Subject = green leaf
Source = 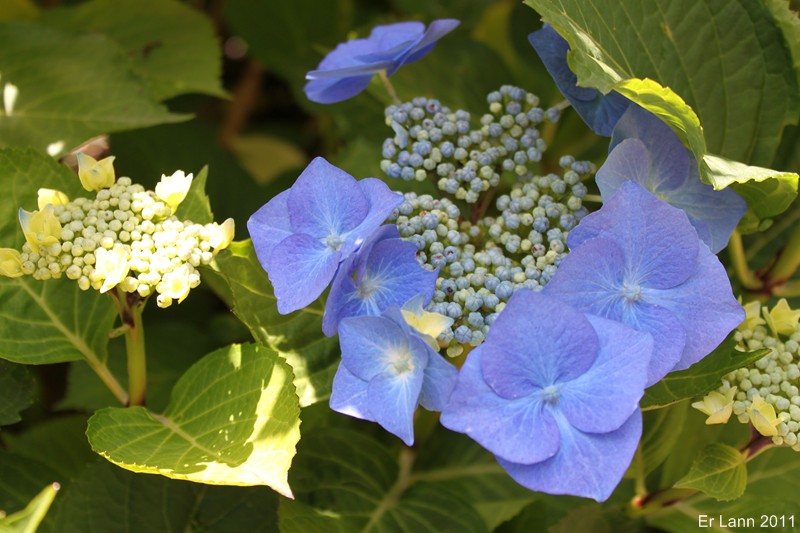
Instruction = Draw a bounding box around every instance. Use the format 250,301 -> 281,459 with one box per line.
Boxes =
675,444 -> 746,501
215,241 -> 340,407
0,483 -> 59,533
173,165 -> 213,225
40,0 -> 225,101
0,22 -> 186,156
0,360 -> 34,427
525,0 -> 800,224
0,451 -> 60,517
640,401 -> 689,476
86,343 -> 300,497
41,461 -> 277,533
641,337 -> 769,410
0,148 -> 117,365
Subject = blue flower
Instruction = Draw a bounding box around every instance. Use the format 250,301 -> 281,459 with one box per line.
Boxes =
441,290 -> 652,502
331,305 -> 458,445
598,105 -> 747,254
305,20 -> 460,104
322,225 -> 438,336
543,181 -> 744,385
247,157 -> 403,314
528,24 -> 630,136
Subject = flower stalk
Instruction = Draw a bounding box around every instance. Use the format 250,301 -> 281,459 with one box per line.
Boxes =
113,288 -> 147,406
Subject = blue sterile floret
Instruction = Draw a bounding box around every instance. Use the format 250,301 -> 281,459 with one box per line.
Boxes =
304,20 -> 460,104
247,157 -> 403,313
441,290 -> 653,502
543,181 -> 745,385
528,24 -> 630,136
330,305 -> 458,445
322,225 -> 438,336
598,105 -> 747,254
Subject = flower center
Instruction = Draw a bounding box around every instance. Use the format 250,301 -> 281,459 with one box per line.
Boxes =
388,348 -> 414,375
621,281 -> 643,303
539,384 -> 560,405
357,274 -> 380,299
325,233 -> 344,251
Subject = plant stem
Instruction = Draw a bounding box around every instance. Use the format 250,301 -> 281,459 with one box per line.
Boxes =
84,356 -> 129,405
583,194 -> 603,203
764,222 -> 800,287
113,288 -> 147,406
773,280 -> 800,298
378,70 -> 401,105
728,230 -> 762,290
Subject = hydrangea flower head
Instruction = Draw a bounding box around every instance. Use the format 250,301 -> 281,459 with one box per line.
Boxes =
441,290 -> 652,501
305,20 -> 460,104
247,157 -> 403,314
528,24 -> 630,136
543,181 -> 744,385
331,305 -> 458,445
322,225 -> 437,336
598,105 -> 747,253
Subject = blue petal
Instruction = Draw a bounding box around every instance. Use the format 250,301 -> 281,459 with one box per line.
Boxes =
268,233 -> 340,314
621,302 -> 686,386
329,363 -> 375,422
528,24 -> 629,136
303,33 -> 384,104
347,178 -> 404,248
648,242 -> 744,370
441,346 -> 560,465
568,182 -> 698,289
558,315 -> 652,433
398,19 -> 461,68
479,290 -> 598,399
367,367 -> 425,446
498,410 -> 642,502
287,157 -> 369,240
418,337 -> 458,412
304,74 -> 375,104
597,139 -> 686,200
247,189 -> 293,268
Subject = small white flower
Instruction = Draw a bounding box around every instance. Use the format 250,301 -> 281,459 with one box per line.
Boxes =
155,170 -> 193,212
77,152 -> 116,191
0,248 -> 24,278
95,245 -> 130,293
210,218 -> 235,251
37,188 -> 69,210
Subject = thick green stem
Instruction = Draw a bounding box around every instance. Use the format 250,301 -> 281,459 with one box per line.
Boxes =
765,222 -> 800,287
728,230 -> 762,290
113,288 -> 147,406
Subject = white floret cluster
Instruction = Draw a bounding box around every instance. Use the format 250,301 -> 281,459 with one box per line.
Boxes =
3,155 -> 234,308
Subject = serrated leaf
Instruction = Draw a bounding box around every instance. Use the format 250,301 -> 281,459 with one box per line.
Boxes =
0,360 -> 34,427
0,148 -> 117,366
40,0 -> 225,101
0,22 -> 186,156
41,461 -> 277,533
675,444 -> 746,501
641,337 -> 769,410
173,166 -> 213,225
525,0 -> 800,225
215,241 -> 340,407
0,483 -> 59,533
86,343 -> 300,498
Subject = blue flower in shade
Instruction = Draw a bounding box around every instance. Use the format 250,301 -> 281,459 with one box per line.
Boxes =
331,306 -> 458,445
322,225 -> 438,336
543,181 -> 745,385
305,20 -> 460,104
441,290 -> 653,502
528,24 -> 630,136
598,105 -> 747,254
247,157 -> 403,314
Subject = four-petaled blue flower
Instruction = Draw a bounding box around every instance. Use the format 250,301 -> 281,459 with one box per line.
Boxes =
322,225 -> 438,336
598,105 -> 747,254
331,305 -> 458,445
247,157 -> 403,314
543,181 -> 745,385
528,24 -> 630,136
441,290 -> 653,502
305,20 -> 460,104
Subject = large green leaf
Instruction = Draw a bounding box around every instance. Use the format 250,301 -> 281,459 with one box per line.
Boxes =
641,337 -> 769,410
525,0 -> 800,224
0,483 -> 59,533
640,401 -> 689,476
40,0 -> 225,101
674,443 -> 747,501
0,22 -> 185,156
0,360 -> 34,427
214,241 -> 340,407
86,343 -> 300,498
0,149 -> 117,366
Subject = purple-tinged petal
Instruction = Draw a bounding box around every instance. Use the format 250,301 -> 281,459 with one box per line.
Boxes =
347,178 -> 404,246
648,243 -> 744,370
268,233 -> 340,314
499,410 -> 642,502
558,315 -> 652,433
567,182 -> 698,289
287,157 -> 369,238
247,189 -> 292,268
399,19 -> 461,68
441,347 -> 560,465
479,290 -> 598,400
418,340 -> 458,412
621,302 -> 685,386
338,315 -> 412,381
597,138 -> 690,198
528,24 -> 629,136
304,74 -> 376,105
367,366 -> 425,446
329,363 -> 375,422
323,237 -> 437,336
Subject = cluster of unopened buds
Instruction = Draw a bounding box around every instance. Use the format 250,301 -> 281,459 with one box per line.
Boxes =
0,153 -> 234,308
